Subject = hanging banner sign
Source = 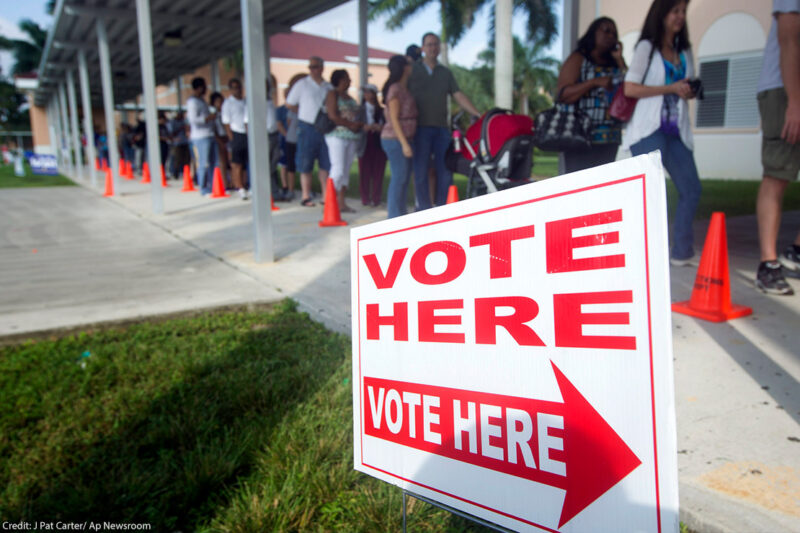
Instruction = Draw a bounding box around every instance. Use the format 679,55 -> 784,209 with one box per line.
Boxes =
350,153 -> 679,532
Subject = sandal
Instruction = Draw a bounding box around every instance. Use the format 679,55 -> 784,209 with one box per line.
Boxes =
300,197 -> 316,207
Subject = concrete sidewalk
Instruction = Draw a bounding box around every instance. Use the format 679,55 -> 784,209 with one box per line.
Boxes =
1,170 -> 798,532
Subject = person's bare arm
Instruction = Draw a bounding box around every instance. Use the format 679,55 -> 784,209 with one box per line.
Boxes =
778,11 -> 800,144
326,92 -> 362,132
453,91 -> 480,118
624,79 -> 692,99
286,104 -> 298,113
387,97 -> 412,157
224,124 -> 233,141
557,52 -> 612,104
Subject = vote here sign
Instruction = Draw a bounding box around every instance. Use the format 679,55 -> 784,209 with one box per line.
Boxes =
350,153 -> 679,532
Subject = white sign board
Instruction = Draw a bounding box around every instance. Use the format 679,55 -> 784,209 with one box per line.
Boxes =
350,153 -> 678,532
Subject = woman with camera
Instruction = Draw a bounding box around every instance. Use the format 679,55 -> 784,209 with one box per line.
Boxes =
556,17 -> 627,173
623,0 -> 702,266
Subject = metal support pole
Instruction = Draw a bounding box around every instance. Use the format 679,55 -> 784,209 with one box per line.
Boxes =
559,0 -> 580,175
136,0 -> 164,214
358,0 -> 368,91
66,69 -> 84,181
97,18 -> 121,193
210,59 -> 220,91
176,76 -> 183,110
47,100 -> 59,161
78,49 -> 98,187
494,0 -> 513,109
241,0 -> 274,263
58,82 -> 74,175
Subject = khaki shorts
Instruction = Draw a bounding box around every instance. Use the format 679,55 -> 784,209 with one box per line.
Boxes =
758,88 -> 800,181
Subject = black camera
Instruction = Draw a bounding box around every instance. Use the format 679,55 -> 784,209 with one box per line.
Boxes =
687,78 -> 704,100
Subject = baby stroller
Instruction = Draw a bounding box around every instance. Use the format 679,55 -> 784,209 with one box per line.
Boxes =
446,108 -> 535,198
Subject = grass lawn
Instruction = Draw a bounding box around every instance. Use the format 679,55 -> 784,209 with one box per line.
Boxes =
0,301 -> 494,532
0,161 -> 74,188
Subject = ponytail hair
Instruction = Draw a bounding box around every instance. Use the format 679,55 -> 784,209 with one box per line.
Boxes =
382,55 -> 408,102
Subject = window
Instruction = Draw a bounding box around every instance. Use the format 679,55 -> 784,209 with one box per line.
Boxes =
695,54 -> 762,128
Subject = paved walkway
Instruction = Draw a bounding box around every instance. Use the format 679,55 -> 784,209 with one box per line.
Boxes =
1,169 -> 798,532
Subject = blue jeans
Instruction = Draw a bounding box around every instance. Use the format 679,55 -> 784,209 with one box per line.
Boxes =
382,138 -> 413,218
296,121 -> 331,174
192,137 -> 215,194
631,131 -> 702,260
413,126 -> 452,209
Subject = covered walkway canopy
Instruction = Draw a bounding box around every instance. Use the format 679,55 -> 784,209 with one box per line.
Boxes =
35,0 -> 359,263
34,0 -> 349,108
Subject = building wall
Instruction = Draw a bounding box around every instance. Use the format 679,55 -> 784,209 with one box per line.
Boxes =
27,92 -> 51,154
579,0 -> 773,179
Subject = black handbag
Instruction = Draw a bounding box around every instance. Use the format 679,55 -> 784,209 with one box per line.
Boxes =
313,107 -> 335,134
532,104 -> 592,152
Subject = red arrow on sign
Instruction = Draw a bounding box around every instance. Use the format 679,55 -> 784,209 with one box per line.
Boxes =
362,363 -> 642,528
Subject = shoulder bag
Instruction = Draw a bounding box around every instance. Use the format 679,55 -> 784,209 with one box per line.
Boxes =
532,99 -> 593,152
609,46 -> 655,123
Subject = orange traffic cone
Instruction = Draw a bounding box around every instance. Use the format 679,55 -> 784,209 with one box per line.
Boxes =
141,162 -> 151,184
271,195 -> 280,211
672,212 -> 752,322
181,164 -> 196,192
102,167 -> 114,197
210,167 -> 229,198
319,178 -> 347,227
94,157 -> 101,170
101,158 -> 108,171
160,164 -> 168,187
446,184 -> 459,204
119,159 -> 126,179
126,160 -> 134,180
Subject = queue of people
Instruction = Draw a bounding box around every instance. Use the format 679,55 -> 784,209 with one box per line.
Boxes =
106,0 -> 798,297
555,0 -> 798,296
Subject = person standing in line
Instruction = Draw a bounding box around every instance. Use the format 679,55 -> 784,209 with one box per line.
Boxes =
186,77 -> 217,195
157,111 -> 170,172
168,111 -> 190,180
286,56 -> 333,207
358,84 -> 387,207
408,32 -> 481,209
381,55 -> 418,219
754,0 -> 800,295
221,78 -> 249,199
276,74 -> 306,201
210,92 -> 232,190
556,17 -> 627,173
324,69 -> 364,213
622,0 -> 701,266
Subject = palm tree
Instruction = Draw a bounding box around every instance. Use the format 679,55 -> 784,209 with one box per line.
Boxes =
0,19 -> 47,76
478,36 -> 559,114
368,0 -> 558,66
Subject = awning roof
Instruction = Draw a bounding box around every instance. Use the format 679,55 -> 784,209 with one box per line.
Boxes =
34,0 -> 350,107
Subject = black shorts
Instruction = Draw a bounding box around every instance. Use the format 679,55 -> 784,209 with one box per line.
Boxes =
282,142 -> 297,173
231,132 -> 248,165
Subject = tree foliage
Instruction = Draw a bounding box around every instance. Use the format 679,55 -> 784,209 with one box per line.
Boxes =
478,35 -> 559,114
0,19 -> 47,76
368,0 -> 559,63
0,80 -> 29,131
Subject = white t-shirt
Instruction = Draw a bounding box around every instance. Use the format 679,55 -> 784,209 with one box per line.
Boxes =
758,0 -> 800,93
186,95 -> 213,140
221,95 -> 247,134
286,76 -> 333,124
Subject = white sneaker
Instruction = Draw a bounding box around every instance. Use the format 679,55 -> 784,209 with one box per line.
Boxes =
238,188 -> 247,200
